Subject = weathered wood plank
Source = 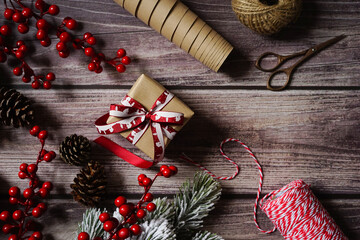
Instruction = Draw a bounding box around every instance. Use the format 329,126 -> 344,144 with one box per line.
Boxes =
0,89 -> 359,195
1,197 -> 358,240
0,0 -> 359,87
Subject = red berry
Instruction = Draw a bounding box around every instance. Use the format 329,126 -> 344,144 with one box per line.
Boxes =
22,8 -> 33,18
16,40 -> 25,47
2,224 -> 12,234
130,224 -> 141,235
66,19 -> 77,30
78,232 -> 89,240
29,178 -> 39,188
22,76 -> 30,83
138,174 -> 146,183
117,49 -> 126,58
40,37 -> 51,47
59,32 -> 71,43
13,67 -> 22,76
88,62 -> 96,71
95,66 -> 103,74
19,45 -> 28,53
39,188 -> 49,198
72,38 -> 82,49
46,72 -> 56,81
119,204 -> 131,217
146,202 -> 156,212
35,0 -> 45,11
160,165 -> 169,172
23,188 -> 34,198
43,152 -> 53,161
38,130 -> 48,140
136,209 -> 146,219
84,47 -> 95,57
18,171 -> 27,179
19,163 -> 28,172
9,197 -> 18,205
31,232 -> 43,240
142,177 -> 152,187
162,169 -> 172,178
18,23 -> 29,34
48,151 -> 56,159
117,228 -> 130,239
8,234 -> 18,240
99,212 -> 110,223
59,49 -> 70,58
103,220 -> 116,232
83,32 -> 92,40
0,25 -> 11,36
15,50 -> 25,59
0,211 -> 10,221
37,202 -> 47,211
12,210 -> 24,221
27,164 -> 38,174
42,181 -> 53,190
12,12 -> 23,23
114,196 -> 127,207
56,42 -> 66,52
32,207 -> 42,218
121,56 -> 131,65
32,80 -> 40,89
36,19 -> 48,30
116,64 -> 126,73
36,29 -> 47,40
87,36 -> 96,45
4,9 -> 14,20
144,193 -> 153,202
43,81 -> 52,90
48,5 -> 60,15
9,186 -> 20,197
30,126 -> 41,136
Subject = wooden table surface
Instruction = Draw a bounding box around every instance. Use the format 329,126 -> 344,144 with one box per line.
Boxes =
1,0 -> 359,239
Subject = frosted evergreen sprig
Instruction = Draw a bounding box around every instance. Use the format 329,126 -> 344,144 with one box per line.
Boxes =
173,172 -> 222,237
130,218 -> 176,240
76,208 -> 107,240
144,197 -> 175,222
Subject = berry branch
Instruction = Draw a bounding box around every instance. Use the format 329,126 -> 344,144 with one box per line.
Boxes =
0,126 -> 55,240
78,165 -> 178,240
1,0 -> 131,90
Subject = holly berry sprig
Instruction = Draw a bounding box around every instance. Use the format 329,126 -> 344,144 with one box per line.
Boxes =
1,0 -> 131,90
0,126 -> 55,240
77,165 -> 178,240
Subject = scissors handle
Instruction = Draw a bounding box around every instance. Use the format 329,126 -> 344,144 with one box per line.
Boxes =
255,52 -> 288,72
267,67 -> 293,91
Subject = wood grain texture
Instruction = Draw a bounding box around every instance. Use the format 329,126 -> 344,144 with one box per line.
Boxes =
0,0 -> 359,239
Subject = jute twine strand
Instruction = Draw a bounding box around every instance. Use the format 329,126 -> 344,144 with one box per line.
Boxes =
231,0 -> 302,35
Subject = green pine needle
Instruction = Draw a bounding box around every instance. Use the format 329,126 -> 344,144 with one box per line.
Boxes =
144,197 -> 175,222
191,231 -> 224,240
173,172 -> 222,237
76,208 -> 107,240
131,218 -> 176,240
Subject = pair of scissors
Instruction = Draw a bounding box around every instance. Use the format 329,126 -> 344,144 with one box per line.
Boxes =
255,35 -> 346,91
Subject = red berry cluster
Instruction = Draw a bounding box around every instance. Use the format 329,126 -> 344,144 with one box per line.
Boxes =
78,165 -> 178,240
0,126 -> 55,240
1,0 -> 131,90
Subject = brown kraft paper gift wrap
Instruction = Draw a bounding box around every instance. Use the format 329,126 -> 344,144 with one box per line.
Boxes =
106,74 -> 194,160
116,0 -> 234,72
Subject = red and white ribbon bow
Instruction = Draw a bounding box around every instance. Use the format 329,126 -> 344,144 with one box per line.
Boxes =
95,90 -> 184,166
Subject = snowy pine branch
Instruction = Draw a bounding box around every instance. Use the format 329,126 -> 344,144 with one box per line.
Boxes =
76,208 -> 107,240
191,231 -> 224,240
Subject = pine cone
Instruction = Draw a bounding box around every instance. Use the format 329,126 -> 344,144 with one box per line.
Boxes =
59,134 -> 91,166
71,160 -> 106,207
0,86 -> 34,128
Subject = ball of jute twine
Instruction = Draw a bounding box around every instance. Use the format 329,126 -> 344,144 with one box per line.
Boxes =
231,0 -> 302,35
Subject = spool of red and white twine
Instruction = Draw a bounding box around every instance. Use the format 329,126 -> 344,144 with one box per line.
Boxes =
181,138 -> 348,240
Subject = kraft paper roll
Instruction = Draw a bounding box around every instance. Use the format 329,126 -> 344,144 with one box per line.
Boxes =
189,24 -> 211,56
149,0 -> 177,33
161,2 -> 188,41
114,0 -> 234,72
172,11 -> 198,47
114,0 -> 124,7
137,0 -> 159,25
181,18 -> 206,52
123,0 -> 141,16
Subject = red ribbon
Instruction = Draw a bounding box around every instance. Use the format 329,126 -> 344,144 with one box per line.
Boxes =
94,90 -> 184,168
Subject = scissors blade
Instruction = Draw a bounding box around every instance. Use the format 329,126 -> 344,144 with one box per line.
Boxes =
312,34 -> 346,53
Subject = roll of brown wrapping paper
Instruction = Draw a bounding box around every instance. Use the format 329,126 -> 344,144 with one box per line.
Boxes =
117,0 -> 233,72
